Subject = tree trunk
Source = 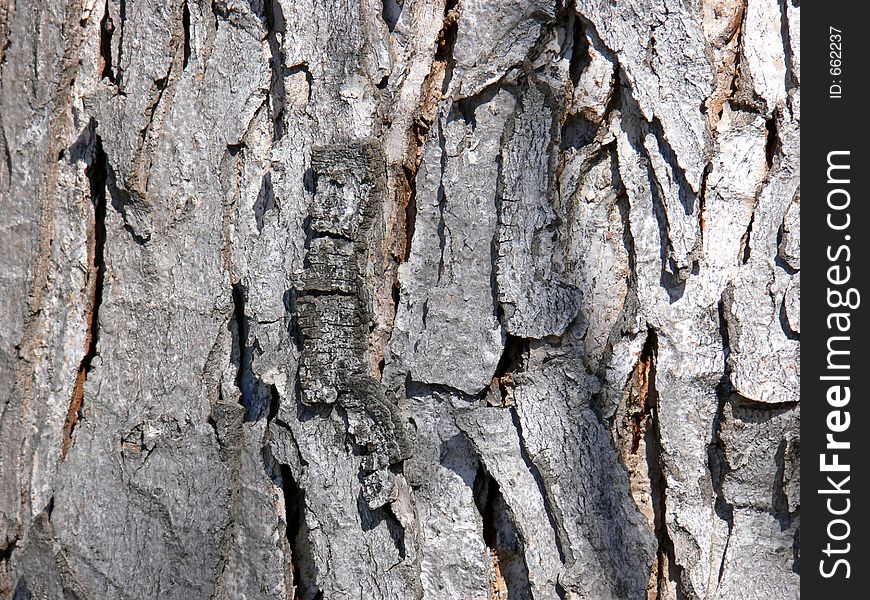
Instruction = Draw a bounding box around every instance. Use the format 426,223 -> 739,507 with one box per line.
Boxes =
0,0 -> 799,598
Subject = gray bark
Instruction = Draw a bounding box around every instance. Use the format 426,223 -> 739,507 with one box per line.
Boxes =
0,0 -> 799,598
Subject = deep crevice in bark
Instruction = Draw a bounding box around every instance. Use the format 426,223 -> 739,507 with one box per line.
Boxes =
644,328 -> 687,599
617,186 -> 638,293
62,131 -> 107,460
649,118 -> 698,215
777,0 -> 797,91
114,0 -> 128,88
382,0 -> 402,32
739,210 -> 754,264
765,114 -> 778,168
280,464 -> 323,600
772,437 -> 797,530
560,112 -> 598,152
357,490 -> 407,561
491,335 -> 526,406
384,504 -> 407,560
567,8 -> 588,88
490,123 -> 507,328
436,0 -> 459,93
402,164 -> 417,263
697,163 -> 710,243
0,126 -> 11,192
212,1 -> 229,21
473,462 -> 533,600
648,168 -> 684,303
99,0 -> 116,83
141,75 -> 169,144
253,171 -> 276,232
231,282 -> 252,415
618,86 -> 689,303
181,0 -> 191,70
778,297 -> 799,341
261,0 -> 287,140
630,333 -> 656,455
775,206 -> 799,275
711,300 -> 735,584
0,539 -> 17,572
11,576 -> 29,600
231,282 -> 272,422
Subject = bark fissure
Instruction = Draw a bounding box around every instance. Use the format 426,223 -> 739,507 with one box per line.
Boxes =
263,0 -> 286,140
62,131 -> 108,460
711,300 -> 735,586
473,462 -> 533,600
777,0 -> 797,91
117,0 -> 127,87
99,0 -> 116,83
181,0 -> 191,71
382,1 -> 401,32
435,0 -> 459,93
779,295 -> 799,341
0,539 -> 17,575
0,124 -> 11,193
140,75 -> 170,149
697,164 -> 710,242
648,163 -> 683,302
280,464 -> 322,600
231,282 -> 272,422
765,114 -> 778,168
253,171 -> 276,232
644,328 -> 686,599
631,336 -> 655,456
393,0 -> 459,267
509,407 -> 568,564
490,335 -> 526,406
739,210 -> 754,264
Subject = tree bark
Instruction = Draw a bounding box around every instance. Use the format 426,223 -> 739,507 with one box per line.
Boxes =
0,0 -> 799,598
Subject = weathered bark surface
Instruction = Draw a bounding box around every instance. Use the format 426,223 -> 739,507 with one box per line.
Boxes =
0,0 -> 799,598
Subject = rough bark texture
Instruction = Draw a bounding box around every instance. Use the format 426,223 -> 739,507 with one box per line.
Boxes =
0,0 -> 799,598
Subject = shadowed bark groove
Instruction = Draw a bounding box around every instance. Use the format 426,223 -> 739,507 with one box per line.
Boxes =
642,330 -> 686,599
62,130 -> 107,460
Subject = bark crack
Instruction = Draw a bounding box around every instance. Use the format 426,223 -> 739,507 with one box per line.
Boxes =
62,130 -> 108,460
473,462 -> 533,600
230,282 -> 272,422
777,0 -> 797,91
260,0 -> 287,140
710,299 -> 735,586
114,0 -> 128,88
738,209 -> 754,264
182,0 -> 191,71
489,335 -> 526,407
765,113 -> 778,168
280,463 -> 323,600
99,0 -> 116,83
643,328 -> 687,599
509,408 -> 568,564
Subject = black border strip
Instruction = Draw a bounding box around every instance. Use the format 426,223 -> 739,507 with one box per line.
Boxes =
803,2 -> 869,595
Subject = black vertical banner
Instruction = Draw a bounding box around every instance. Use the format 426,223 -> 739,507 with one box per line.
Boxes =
803,2 -> 869,597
